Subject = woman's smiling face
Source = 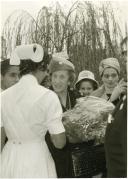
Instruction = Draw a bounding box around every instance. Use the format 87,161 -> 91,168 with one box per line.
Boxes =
102,67 -> 119,88
51,70 -> 69,93
79,80 -> 94,97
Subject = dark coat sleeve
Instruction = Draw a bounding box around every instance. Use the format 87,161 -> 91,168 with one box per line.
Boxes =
105,97 -> 127,178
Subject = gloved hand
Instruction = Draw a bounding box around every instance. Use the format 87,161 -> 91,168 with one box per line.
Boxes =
110,79 -> 127,102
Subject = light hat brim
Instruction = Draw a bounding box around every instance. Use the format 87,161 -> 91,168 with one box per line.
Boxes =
75,77 -> 98,89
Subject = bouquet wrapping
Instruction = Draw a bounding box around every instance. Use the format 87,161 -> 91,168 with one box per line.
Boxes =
62,96 -> 115,144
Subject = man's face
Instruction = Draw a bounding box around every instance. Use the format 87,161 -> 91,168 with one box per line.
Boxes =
1,66 -> 20,90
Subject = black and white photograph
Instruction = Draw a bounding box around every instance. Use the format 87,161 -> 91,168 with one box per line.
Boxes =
0,0 -> 127,178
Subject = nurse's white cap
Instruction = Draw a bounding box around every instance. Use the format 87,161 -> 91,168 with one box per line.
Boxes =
10,44 -> 44,65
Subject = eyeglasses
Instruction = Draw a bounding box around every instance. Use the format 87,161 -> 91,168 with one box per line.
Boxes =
103,73 -> 118,79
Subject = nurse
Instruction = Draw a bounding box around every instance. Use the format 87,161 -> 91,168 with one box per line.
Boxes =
1,44 -> 66,178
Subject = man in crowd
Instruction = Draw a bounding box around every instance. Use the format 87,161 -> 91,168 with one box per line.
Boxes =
1,58 -> 20,150
1,58 -> 20,91
105,36 -> 127,177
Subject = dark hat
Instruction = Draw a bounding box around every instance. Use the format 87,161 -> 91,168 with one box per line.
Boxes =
49,51 -> 75,73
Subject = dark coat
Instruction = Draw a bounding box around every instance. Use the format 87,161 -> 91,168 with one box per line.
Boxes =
45,88 -> 76,178
105,95 -> 127,177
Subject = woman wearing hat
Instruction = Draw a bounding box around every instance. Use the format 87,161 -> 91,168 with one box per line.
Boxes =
1,44 -> 66,178
49,52 -> 76,111
105,37 -> 127,178
92,57 -> 126,106
75,70 -> 98,97
45,51 -> 77,178
90,57 -> 127,177
70,70 -> 107,178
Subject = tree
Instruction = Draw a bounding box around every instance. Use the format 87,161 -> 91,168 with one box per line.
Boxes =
1,1 -> 126,81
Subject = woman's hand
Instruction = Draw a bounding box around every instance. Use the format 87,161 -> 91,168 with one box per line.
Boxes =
50,132 -> 66,149
110,79 -> 127,102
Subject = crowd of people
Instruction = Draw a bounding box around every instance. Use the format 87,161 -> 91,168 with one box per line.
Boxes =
0,37 -> 127,178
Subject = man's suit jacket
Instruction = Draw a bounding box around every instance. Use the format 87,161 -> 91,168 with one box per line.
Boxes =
105,95 -> 127,177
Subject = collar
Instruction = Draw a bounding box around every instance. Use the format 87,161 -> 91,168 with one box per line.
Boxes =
1,88 -> 4,92
104,85 -> 115,94
19,74 -> 38,86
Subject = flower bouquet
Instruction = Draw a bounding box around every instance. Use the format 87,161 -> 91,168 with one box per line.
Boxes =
62,96 -> 115,144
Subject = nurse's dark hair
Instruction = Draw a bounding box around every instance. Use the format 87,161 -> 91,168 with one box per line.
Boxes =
68,71 -> 76,85
20,51 -> 51,76
0,58 -> 15,76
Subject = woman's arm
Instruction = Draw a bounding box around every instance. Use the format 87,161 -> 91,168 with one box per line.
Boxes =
1,127 -> 6,152
50,132 -> 66,149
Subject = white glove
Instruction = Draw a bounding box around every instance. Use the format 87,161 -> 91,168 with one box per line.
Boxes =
110,79 -> 127,102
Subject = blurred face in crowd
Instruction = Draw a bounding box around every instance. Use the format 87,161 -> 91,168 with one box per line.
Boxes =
1,66 -> 20,90
102,67 -> 119,89
79,80 -> 94,97
51,70 -> 70,93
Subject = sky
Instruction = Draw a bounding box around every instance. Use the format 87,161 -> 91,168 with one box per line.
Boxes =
0,0 -> 128,37
0,0 -> 73,29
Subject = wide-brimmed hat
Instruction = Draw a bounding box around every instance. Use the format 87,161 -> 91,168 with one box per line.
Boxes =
49,51 -> 75,73
99,57 -> 120,76
75,70 -> 98,89
10,44 -> 44,65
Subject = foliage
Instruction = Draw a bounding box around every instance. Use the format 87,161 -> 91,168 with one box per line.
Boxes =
63,96 -> 115,144
1,1 -> 126,81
